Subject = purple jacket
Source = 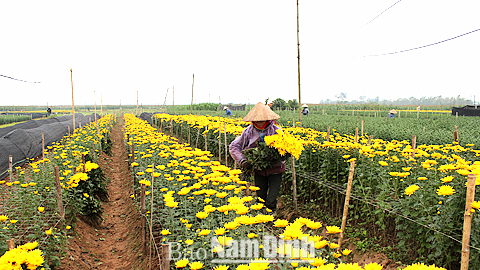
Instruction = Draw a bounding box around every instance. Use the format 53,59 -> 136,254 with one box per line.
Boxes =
229,121 -> 286,176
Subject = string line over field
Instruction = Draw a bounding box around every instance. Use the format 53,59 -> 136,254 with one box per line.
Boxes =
0,74 -> 41,83
361,28 -> 480,57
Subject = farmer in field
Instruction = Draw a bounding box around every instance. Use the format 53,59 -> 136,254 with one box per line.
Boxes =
224,106 -> 233,116
229,102 -> 285,215
302,104 -> 309,116
388,109 -> 397,118
266,99 -> 274,109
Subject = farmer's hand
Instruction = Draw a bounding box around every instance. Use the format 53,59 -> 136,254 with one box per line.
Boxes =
240,160 -> 252,170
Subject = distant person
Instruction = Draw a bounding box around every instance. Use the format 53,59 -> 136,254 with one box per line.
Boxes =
224,106 -> 233,116
302,104 -> 309,116
266,99 -> 274,109
46,107 -> 52,117
388,109 -> 397,118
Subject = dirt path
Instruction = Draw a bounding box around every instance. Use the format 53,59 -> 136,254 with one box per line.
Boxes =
60,116 -> 145,270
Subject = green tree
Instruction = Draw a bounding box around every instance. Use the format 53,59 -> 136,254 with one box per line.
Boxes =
272,98 -> 288,110
287,99 -> 298,109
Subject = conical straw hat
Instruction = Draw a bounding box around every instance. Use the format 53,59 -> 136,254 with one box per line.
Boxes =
243,102 -> 280,122
302,104 -> 308,107
389,109 -> 397,114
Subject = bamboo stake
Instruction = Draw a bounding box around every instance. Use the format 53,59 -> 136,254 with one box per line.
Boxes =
54,166 -> 65,219
7,239 -> 14,250
180,122 -> 183,143
296,0 -> 302,124
291,157 -> 298,211
149,170 -> 155,270
204,126 -> 208,151
94,90 -> 99,135
141,183 -> 146,251
411,135 -> 417,159
354,127 -> 358,143
188,123 -> 191,145
361,120 -> 364,137
191,74 -> 194,114
454,125 -> 459,143
460,174 -> 476,270
218,121 -> 222,162
224,122 -> 228,167
338,160 -> 356,248
9,155 -> 12,182
70,69 -> 75,130
42,133 -> 45,160
195,128 -> 200,149
82,154 -> 86,172
327,126 -> 330,142
161,244 -> 170,269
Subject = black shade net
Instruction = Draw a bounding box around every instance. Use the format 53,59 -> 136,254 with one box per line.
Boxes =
0,113 -> 100,179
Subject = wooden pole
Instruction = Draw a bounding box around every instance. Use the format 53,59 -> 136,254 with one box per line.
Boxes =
460,174 -> 476,270
354,127 -> 358,143
70,69 -> 75,130
141,183 -> 146,251
188,123 -> 191,145
161,244 -> 170,270
195,128 -> 200,149
204,126 -> 208,151
82,154 -> 86,172
296,0 -> 302,124
149,171 -> 154,270
361,120 -> 364,137
338,160 -> 356,249
411,135 -> 417,159
291,157 -> 298,211
54,166 -> 65,219
327,126 -> 330,142
94,90 -> 99,135
180,122 -> 183,143
191,74 -> 194,114
8,155 -> 13,182
454,125 -> 459,143
224,122 -> 228,166
42,133 -> 45,160
218,121 -> 222,162
7,239 -> 14,250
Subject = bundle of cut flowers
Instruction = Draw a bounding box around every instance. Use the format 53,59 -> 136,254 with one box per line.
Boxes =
243,129 -> 304,171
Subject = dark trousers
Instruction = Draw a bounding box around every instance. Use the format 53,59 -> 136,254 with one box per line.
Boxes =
254,172 -> 283,211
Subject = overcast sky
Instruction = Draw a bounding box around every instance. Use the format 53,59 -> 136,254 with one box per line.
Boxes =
1,1 -> 479,106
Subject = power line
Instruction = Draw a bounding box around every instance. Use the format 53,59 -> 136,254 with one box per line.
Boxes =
0,74 -> 41,83
361,28 -> 480,57
358,0 -> 403,30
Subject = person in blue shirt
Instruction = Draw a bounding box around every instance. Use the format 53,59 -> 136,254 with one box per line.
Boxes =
224,106 -> 233,116
302,104 -> 309,116
388,109 -> 397,118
